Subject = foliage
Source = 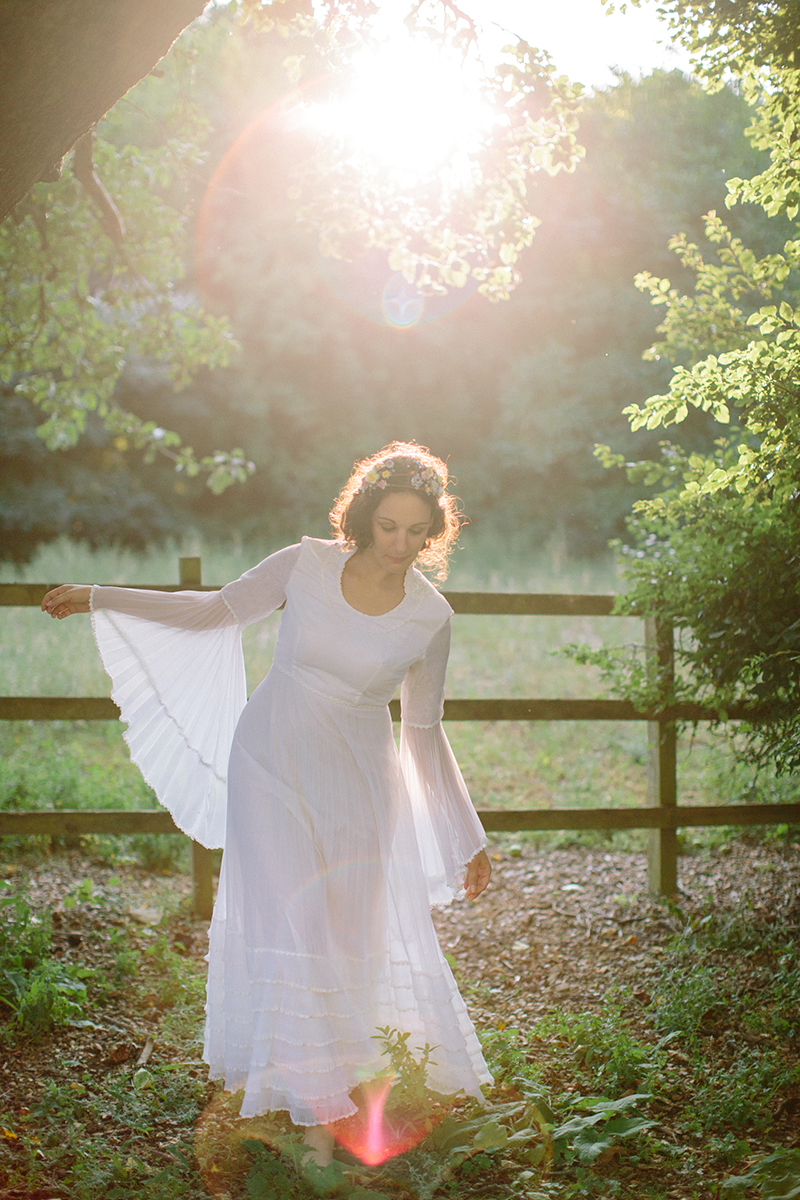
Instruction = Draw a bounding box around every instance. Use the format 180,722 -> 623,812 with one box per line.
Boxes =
242,1139 -> 321,1199
589,3 -> 800,771
644,894 -> 800,1137
612,0 -> 800,219
551,1093 -> 655,1166
0,0 -> 584,556
723,1148 -> 800,1199
0,20 -> 252,508
1,881 -> 208,1199
532,1001 -> 669,1094
373,1026 -> 444,1121
238,0 -> 585,299
152,64 -> 769,555
4,841 -> 799,1199
5,1 -> 783,563
0,884 -> 90,1039
290,35 -> 584,301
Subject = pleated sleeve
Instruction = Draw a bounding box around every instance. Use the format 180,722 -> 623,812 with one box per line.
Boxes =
90,544 -> 300,849
400,619 -> 487,906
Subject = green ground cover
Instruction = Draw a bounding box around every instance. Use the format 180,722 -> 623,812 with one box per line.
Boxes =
0,845 -> 798,1199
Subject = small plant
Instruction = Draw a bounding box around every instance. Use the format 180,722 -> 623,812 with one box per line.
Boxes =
243,1139 -> 323,1199
4,958 -> 88,1038
373,1026 -> 443,1117
533,1001 -> 667,1093
63,876 -> 100,908
649,959 -> 723,1045
0,883 -> 91,1039
693,1047 -> 799,1133
722,1147 -> 800,1198
552,1094 -> 655,1166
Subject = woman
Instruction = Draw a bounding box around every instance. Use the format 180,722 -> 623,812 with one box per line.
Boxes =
42,442 -> 492,1166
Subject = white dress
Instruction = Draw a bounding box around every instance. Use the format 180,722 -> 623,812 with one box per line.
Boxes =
90,537 -> 491,1125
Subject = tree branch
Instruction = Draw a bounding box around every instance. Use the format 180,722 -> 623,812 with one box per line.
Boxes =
0,0 -> 209,222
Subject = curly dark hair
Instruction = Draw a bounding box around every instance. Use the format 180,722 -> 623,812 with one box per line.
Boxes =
329,442 -> 464,581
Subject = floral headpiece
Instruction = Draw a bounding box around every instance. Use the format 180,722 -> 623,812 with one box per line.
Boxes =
355,457 -> 445,500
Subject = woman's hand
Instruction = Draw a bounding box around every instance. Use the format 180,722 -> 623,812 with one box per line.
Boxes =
464,849 -> 491,901
42,585 -> 92,619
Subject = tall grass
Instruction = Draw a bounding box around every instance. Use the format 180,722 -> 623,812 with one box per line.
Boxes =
1,533 -> 794,857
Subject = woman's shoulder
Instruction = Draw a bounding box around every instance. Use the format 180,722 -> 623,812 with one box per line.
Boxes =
408,566 -> 453,621
297,536 -> 349,566
300,536 -> 342,553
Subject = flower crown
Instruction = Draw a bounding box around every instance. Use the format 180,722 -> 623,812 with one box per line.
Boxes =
355,457 -> 445,500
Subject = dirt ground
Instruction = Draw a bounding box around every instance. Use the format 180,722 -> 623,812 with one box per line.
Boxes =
437,838 -> 800,1029
2,837 -> 800,1196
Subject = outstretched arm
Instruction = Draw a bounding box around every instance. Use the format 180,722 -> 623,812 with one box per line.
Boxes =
43,543 -> 302,629
42,585 -> 91,618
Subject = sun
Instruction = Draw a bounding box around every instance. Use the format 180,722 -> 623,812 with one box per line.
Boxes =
302,33 -> 495,183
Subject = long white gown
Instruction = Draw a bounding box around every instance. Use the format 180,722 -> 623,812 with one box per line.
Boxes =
90,536 -> 491,1125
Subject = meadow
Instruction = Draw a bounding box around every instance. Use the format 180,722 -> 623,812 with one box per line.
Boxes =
0,531 -> 794,866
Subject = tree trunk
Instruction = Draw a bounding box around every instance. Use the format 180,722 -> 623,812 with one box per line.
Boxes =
0,0 -> 209,222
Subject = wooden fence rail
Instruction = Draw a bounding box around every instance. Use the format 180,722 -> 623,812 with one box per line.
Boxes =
2,556 -> 799,914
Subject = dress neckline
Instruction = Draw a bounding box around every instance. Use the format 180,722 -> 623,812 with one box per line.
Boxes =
336,545 -> 411,618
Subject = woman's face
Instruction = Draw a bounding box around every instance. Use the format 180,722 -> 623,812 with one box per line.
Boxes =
367,490 -> 433,574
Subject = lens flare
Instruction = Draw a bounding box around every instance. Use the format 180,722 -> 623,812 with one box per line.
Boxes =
331,1076 -> 440,1165
382,273 -> 424,327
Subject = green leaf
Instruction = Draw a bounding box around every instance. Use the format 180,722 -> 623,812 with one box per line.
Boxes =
572,1126 -> 614,1164
552,1112 -> 606,1138
472,1120 -> 508,1151
573,1093 -> 652,1114
603,1116 -> 656,1138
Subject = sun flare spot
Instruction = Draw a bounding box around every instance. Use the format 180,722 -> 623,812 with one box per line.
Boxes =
303,35 -> 494,183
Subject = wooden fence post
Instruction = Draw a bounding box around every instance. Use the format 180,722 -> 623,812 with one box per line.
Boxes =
646,617 -> 677,895
179,556 -> 202,587
192,840 -> 215,921
177,556 -> 216,918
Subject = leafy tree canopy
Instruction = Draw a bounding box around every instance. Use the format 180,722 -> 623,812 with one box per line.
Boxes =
607,0 -> 800,216
1,0 -> 583,518
594,0 -> 800,771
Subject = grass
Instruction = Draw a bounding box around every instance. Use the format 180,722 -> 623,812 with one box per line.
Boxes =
0,532 -> 796,863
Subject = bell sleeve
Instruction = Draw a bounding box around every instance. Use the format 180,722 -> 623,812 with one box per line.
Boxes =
400,619 -> 487,906
90,544 -> 300,849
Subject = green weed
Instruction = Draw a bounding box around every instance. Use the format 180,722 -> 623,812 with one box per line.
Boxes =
373,1026 -> 446,1120
0,883 -> 92,1039
242,1139 -> 321,1199
722,1147 -> 800,1198
552,1093 -> 655,1166
649,958 -> 723,1046
25,1068 -> 206,1200
533,1000 -> 668,1094
693,1047 -> 799,1133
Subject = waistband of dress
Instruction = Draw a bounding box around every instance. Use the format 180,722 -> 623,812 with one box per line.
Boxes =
270,663 -> 390,713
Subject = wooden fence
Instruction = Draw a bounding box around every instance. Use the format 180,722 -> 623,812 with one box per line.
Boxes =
2,556 -> 799,916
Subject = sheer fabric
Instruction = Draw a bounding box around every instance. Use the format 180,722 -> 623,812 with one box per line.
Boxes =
91,537 -> 490,1123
